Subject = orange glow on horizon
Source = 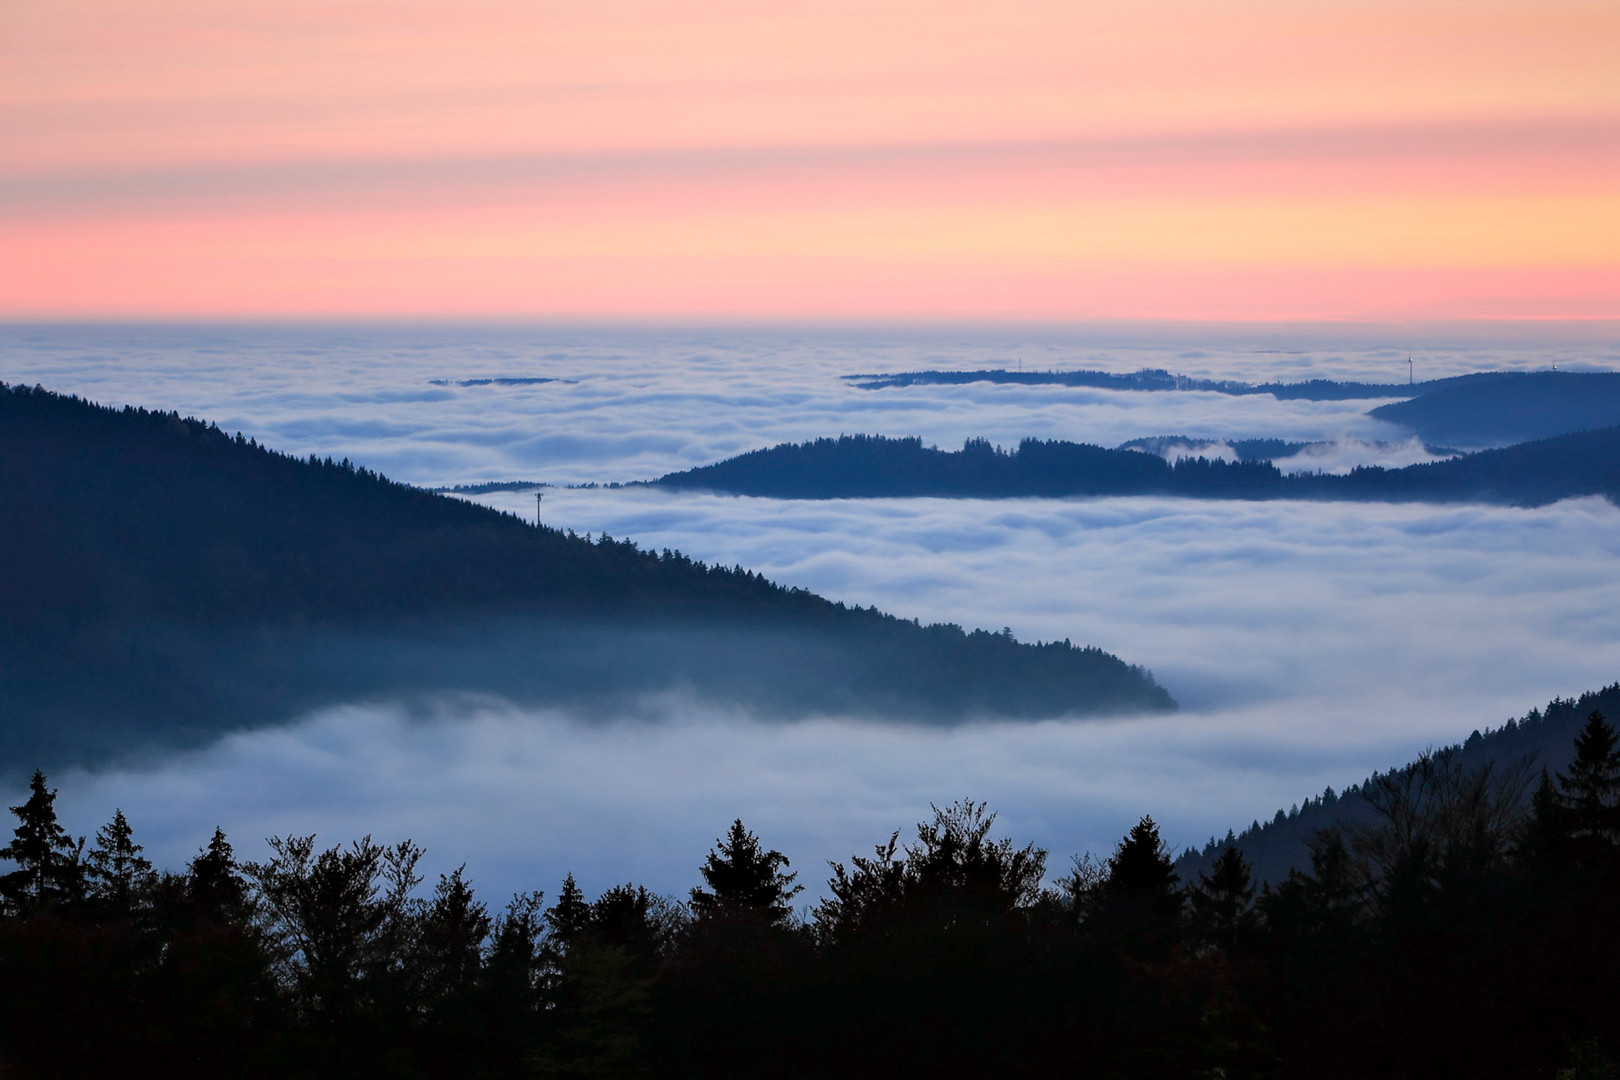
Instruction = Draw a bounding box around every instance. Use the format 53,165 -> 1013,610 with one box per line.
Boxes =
3,0 -> 1616,320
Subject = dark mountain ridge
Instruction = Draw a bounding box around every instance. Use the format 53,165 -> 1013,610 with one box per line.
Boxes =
850,366 -> 1620,446
652,428 -> 1620,506
1368,370 -> 1620,447
845,366 -> 1524,400
0,384 -> 1173,768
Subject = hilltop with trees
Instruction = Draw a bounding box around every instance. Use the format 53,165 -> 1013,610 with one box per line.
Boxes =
652,427 -> 1620,505
0,383 -> 1172,767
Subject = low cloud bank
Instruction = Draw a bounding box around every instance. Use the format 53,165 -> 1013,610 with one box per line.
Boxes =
2,325 -> 1609,487
1130,435 -> 1457,474
6,325 -> 1617,907
16,488 -> 1619,905
36,693 -> 1453,906
1271,436 -> 1457,474
481,487 -> 1620,716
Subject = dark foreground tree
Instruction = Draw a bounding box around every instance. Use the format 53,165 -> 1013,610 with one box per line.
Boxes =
1187,844 -> 1255,951
0,771 -> 83,913
86,809 -> 155,915
689,820 -> 801,927
1091,815 -> 1182,958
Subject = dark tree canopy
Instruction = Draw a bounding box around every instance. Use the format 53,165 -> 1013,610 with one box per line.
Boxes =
652,426 -> 1620,507
689,820 -> 801,926
85,809 -> 154,914
0,771 -> 83,913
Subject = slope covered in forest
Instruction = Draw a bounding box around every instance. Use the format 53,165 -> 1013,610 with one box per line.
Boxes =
1176,682 -> 1620,884
652,428 -> 1620,506
1368,370 -> 1620,447
0,384 -> 1174,767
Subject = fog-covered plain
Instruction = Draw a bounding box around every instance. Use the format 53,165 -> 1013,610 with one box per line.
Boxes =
4,323 -> 1616,486
5,322 -> 1620,903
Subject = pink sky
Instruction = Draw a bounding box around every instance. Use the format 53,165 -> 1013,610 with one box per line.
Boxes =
3,0 -> 1616,320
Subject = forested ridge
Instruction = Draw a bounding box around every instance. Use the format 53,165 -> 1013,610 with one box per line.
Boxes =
1368,371 -> 1620,446
0,383 -> 1173,765
1178,682 -> 1620,883
654,428 -> 1620,505
843,366 -> 1518,399
0,383 -> 1172,764
3,707 -> 1618,1078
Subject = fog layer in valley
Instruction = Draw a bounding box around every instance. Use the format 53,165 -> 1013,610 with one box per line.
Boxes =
3,323 -> 1618,902
30,489 -> 1620,903
3,324 -> 1615,486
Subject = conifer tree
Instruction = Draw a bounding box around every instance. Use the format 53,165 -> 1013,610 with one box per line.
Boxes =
1188,845 -> 1255,950
1527,712 -> 1620,873
188,826 -> 247,919
1092,815 -> 1183,955
0,770 -> 84,913
417,866 -> 490,1008
689,819 -> 801,926
1104,816 -> 1181,905
86,808 -> 154,914
545,873 -> 591,954
1557,711 -> 1620,847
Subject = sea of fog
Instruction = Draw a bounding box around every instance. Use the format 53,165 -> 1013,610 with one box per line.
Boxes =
3,322 -> 1619,903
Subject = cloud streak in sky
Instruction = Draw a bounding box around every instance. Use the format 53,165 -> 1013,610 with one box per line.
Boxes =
3,0 -> 1615,318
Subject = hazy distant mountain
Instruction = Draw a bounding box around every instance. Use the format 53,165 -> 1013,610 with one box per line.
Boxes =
845,366 -> 1523,400
1176,683 -> 1620,885
652,428 -> 1620,506
849,366 -> 1620,447
1369,371 -> 1620,447
0,384 -> 1174,768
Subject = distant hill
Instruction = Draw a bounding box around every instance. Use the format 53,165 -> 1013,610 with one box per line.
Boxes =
651,429 -> 1620,506
844,367 -> 1521,401
1369,371 -> 1620,447
0,384 -> 1174,768
1176,683 -> 1620,884
849,367 -> 1620,447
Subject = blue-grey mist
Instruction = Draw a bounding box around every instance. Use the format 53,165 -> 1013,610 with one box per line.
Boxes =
3,322 -> 1619,904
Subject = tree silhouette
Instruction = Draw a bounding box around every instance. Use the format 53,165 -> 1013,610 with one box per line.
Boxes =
1187,845 -> 1255,950
544,874 -> 591,956
415,866 -> 490,1011
187,827 -> 247,920
85,809 -> 154,915
1092,815 -> 1183,957
689,820 -> 801,927
1556,711 -> 1620,848
0,770 -> 84,913
244,834 -> 422,1022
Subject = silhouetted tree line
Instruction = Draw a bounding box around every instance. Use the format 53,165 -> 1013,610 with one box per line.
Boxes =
654,427 -> 1620,506
4,716 -> 1618,1078
0,383 -> 1172,763
844,366 -> 1484,400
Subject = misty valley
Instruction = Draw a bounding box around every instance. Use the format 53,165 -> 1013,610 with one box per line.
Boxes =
7,0 -> 1618,1066
3,328 -> 1620,1077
